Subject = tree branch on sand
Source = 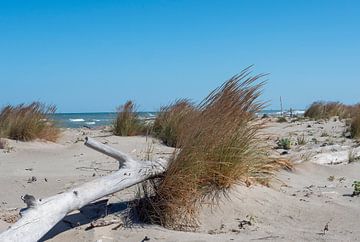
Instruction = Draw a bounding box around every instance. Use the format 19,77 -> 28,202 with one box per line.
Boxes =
0,137 -> 168,242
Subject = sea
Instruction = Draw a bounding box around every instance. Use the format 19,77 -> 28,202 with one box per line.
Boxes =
52,109 -> 305,128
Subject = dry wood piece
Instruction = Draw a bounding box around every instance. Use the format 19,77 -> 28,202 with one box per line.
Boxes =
0,137 -> 168,242
85,218 -> 122,231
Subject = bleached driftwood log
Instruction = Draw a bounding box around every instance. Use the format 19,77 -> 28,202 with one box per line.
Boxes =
0,137 -> 168,242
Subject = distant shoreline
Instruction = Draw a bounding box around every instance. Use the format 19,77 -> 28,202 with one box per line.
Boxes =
51,110 -> 305,128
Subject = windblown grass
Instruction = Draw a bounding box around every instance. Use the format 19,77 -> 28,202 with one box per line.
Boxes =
349,104 -> 360,118
350,113 -> 360,139
305,102 -> 360,139
0,102 -> 59,142
132,68 -> 292,230
304,101 -> 350,120
153,99 -> 195,147
113,100 -> 145,136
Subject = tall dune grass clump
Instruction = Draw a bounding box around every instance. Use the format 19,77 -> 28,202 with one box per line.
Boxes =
153,99 -> 195,147
350,113 -> 360,139
304,101 -> 349,120
0,102 -> 59,141
349,104 -> 360,118
133,68 -> 291,230
113,100 -> 145,136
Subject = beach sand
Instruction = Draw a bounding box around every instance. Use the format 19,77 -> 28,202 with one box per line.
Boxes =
1,118 -> 360,241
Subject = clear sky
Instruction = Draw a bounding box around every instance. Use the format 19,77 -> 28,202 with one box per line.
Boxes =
0,0 -> 359,113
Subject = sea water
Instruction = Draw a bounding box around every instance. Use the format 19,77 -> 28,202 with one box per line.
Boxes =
52,112 -> 157,128
52,110 -> 304,128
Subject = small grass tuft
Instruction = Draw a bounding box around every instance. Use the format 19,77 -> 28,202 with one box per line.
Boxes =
352,181 -> 360,196
277,116 -> 287,123
348,149 -> 360,163
277,138 -> 291,150
113,100 -> 145,136
328,175 -> 335,182
297,134 -> 306,145
0,102 -> 59,141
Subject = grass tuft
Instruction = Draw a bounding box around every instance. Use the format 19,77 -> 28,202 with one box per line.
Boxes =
297,134 -> 306,145
348,149 -> 360,163
350,113 -> 360,139
277,138 -> 291,150
277,116 -> 287,123
304,101 -> 350,120
0,102 -> 59,141
132,67 -> 292,230
113,100 -> 145,136
153,99 -> 195,147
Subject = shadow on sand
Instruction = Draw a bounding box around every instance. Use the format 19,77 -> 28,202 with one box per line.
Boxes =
39,199 -> 128,241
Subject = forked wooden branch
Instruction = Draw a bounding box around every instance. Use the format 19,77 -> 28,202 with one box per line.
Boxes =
0,137 -> 168,242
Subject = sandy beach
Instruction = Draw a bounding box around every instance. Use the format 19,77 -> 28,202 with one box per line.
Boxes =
1,117 -> 359,241
1,1 -> 359,241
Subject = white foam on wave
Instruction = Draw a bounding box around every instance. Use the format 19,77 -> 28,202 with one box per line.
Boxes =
85,121 -> 96,125
69,118 -> 85,122
293,110 -> 305,114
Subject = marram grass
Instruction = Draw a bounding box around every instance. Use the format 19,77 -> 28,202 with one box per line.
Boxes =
0,102 -> 59,142
351,113 -> 360,139
152,99 -> 195,147
304,101 -> 350,120
113,100 -> 145,136
132,67 -> 292,230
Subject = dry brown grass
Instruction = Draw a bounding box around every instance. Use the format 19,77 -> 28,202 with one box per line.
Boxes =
351,113 -> 360,139
152,99 -> 195,147
305,102 -> 360,139
0,102 -> 59,142
132,68 -> 292,230
349,104 -> 360,118
304,101 -> 350,120
113,100 -> 145,136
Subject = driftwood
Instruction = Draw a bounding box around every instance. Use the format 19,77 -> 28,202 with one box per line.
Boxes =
0,137 -> 168,242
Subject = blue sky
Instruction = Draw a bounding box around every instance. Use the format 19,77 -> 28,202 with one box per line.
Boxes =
0,0 -> 359,112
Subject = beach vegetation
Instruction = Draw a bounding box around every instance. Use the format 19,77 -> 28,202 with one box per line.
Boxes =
348,149 -> 360,163
352,181 -> 360,196
0,102 -> 59,142
300,151 -> 313,162
304,101 -> 350,120
320,132 -> 329,137
152,99 -> 195,147
132,68 -> 292,230
296,134 -> 306,145
277,116 -> 287,123
350,113 -> 360,139
327,175 -> 335,182
113,100 -> 145,136
277,138 -> 291,150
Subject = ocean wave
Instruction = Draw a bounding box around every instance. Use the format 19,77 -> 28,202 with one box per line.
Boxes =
69,118 -> 85,122
293,110 -> 305,114
85,121 -> 96,125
